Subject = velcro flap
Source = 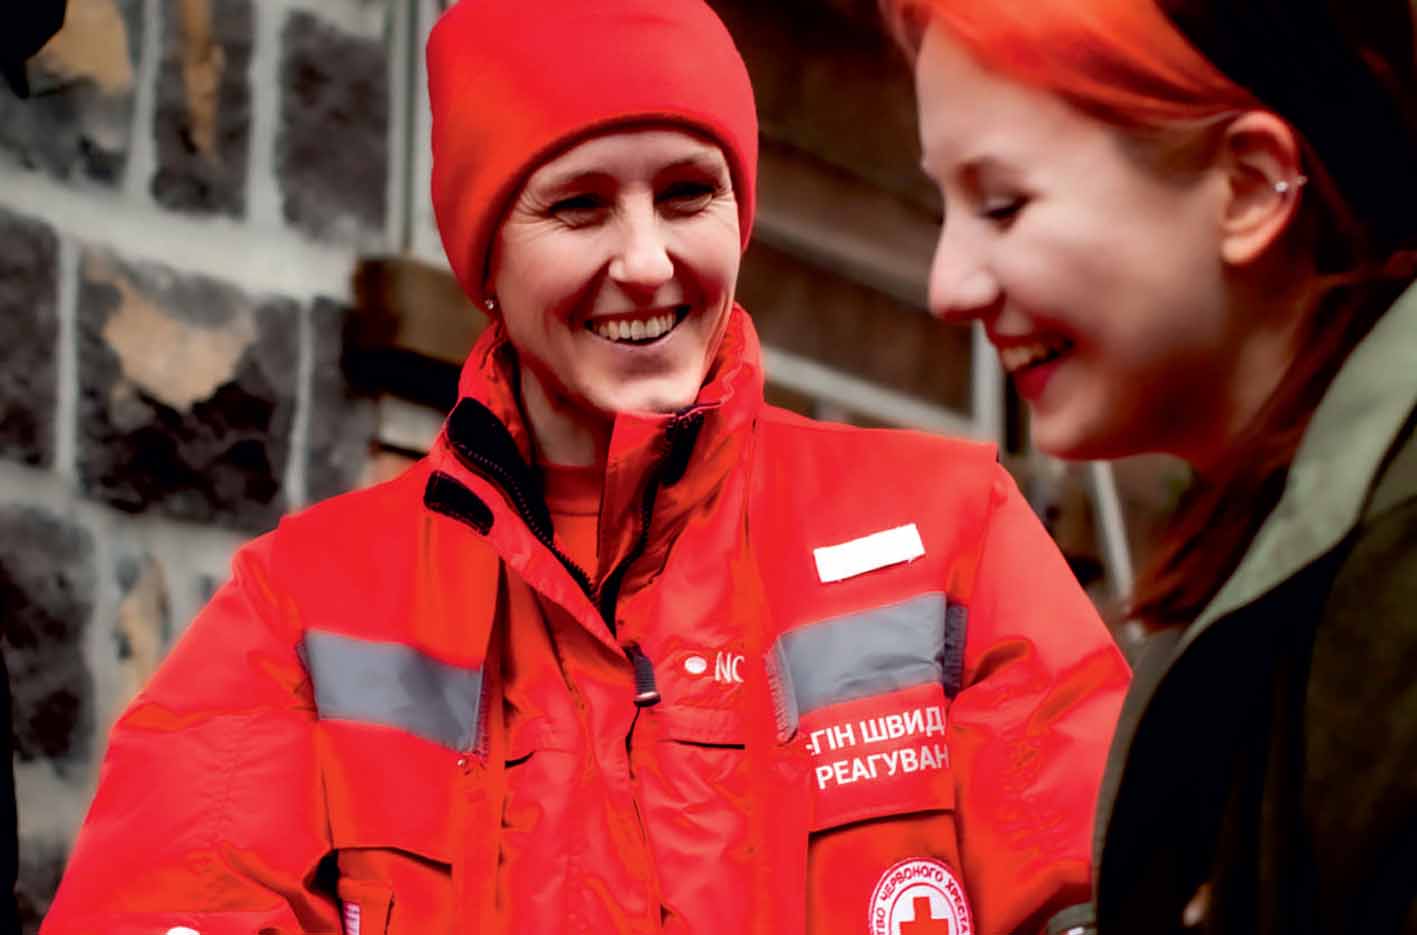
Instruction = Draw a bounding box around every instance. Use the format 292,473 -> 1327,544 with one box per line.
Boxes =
801,682 -> 954,830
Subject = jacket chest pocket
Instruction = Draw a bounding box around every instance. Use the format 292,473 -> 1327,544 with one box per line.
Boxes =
320,722 -> 461,934
637,702 -> 813,934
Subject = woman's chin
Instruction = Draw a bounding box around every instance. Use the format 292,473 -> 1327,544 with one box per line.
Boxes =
591,381 -> 703,419
1030,415 -> 1119,463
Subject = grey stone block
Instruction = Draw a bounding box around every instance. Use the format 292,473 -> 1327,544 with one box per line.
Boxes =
151,0 -> 254,216
0,507 -> 95,771
0,0 -> 142,184
0,209 -> 59,468
15,833 -> 66,935
76,248 -> 298,532
278,10 -> 389,244
113,553 -> 171,711
307,297 -> 375,503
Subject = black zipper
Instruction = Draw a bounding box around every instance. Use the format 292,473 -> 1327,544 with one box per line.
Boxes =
447,404 -> 702,709
597,468 -> 664,708
453,442 -> 597,600
596,409 -> 701,627
596,462 -> 661,628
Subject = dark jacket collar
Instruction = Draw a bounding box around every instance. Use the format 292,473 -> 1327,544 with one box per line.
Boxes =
1184,278 -> 1417,647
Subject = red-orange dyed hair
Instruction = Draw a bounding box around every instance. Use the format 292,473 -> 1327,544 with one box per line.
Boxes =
885,0 -> 1417,629
883,0 -> 1258,131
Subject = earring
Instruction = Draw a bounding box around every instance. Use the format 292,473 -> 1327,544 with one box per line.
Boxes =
484,296 -> 498,313
1274,175 -> 1308,196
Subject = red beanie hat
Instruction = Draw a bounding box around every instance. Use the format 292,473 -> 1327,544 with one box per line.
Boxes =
427,0 -> 759,308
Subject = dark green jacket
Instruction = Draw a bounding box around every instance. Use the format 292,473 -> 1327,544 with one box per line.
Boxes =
1093,280 -> 1417,935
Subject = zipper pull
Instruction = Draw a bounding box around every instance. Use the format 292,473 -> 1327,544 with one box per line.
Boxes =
624,642 -> 661,707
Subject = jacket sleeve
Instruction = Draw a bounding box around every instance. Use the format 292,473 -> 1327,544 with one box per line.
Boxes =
42,533 -> 339,935
948,466 -> 1130,935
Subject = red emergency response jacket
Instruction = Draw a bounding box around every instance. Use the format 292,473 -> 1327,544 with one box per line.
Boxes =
44,309 -> 1129,935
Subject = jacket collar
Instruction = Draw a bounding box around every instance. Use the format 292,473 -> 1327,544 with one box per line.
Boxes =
429,305 -> 765,616
1183,278 -> 1417,648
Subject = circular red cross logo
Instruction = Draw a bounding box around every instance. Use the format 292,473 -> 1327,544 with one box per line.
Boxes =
868,858 -> 974,935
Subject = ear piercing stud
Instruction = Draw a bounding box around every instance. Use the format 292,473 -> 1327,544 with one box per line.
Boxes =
1274,175 -> 1309,196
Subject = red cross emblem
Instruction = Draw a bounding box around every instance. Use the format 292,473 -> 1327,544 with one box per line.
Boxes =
869,858 -> 974,935
899,896 -> 954,935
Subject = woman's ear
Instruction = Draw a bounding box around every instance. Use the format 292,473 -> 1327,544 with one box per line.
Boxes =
1215,110 -> 1306,267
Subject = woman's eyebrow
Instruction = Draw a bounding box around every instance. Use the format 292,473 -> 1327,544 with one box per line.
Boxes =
920,150 -> 1013,181
961,154 -> 1022,186
657,154 -> 728,176
533,167 -> 609,191
529,152 -> 727,197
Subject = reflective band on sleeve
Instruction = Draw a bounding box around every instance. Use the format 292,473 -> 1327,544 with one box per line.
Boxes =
301,629 -> 484,751
777,592 -> 954,716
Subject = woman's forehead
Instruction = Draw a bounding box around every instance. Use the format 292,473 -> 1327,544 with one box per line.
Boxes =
915,26 -> 1098,174
527,126 -> 730,188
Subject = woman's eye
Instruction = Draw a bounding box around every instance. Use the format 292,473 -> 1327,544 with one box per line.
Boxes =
549,194 -> 604,222
980,196 -> 1025,225
658,181 -> 717,213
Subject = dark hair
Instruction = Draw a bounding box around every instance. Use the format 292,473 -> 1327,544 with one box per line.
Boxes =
1133,0 -> 1417,627
884,0 -> 1417,627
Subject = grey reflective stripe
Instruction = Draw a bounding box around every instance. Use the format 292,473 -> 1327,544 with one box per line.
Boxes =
777,592 -> 955,716
301,629 -> 484,751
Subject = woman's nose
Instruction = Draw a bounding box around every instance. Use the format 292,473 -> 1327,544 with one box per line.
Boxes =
927,222 -> 1001,322
609,204 -> 674,291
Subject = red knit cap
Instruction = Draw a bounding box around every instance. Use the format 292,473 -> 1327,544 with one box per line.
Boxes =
427,0 -> 759,308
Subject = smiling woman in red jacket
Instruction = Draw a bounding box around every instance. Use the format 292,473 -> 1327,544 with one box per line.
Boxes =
41,2 -> 1129,934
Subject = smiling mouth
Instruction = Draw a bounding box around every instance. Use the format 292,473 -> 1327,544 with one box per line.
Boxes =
586,305 -> 690,345
998,336 -> 1075,374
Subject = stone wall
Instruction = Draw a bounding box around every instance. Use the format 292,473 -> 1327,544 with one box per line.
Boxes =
0,0 -> 404,927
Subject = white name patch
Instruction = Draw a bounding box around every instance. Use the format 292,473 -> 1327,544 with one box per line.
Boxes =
814,524 -> 925,584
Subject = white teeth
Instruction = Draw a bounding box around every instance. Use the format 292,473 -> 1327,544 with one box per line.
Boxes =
999,339 -> 1071,373
591,311 -> 680,343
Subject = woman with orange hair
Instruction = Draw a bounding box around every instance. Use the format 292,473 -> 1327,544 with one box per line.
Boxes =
883,0 -> 1417,931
